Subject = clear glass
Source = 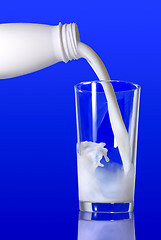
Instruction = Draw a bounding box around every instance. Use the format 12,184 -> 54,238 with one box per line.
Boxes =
75,80 -> 141,213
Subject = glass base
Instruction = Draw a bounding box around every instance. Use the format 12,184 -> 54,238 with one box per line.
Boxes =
79,201 -> 134,213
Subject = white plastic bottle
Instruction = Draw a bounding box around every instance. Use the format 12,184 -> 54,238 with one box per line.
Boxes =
0,23 -> 80,79
0,22 -> 131,173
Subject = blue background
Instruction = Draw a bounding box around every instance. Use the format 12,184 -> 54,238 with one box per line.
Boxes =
0,0 -> 161,239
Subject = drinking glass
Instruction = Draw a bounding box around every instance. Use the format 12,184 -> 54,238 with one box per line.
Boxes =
75,80 -> 141,213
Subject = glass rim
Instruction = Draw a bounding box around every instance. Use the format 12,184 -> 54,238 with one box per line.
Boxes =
74,80 -> 141,93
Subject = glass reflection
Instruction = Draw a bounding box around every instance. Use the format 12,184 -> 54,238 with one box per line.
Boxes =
78,212 -> 135,240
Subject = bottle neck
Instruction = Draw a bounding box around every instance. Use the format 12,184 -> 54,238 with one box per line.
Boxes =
59,23 -> 80,63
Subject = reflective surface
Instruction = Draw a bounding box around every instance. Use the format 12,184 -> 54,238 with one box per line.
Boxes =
0,210 -> 160,239
78,212 -> 135,240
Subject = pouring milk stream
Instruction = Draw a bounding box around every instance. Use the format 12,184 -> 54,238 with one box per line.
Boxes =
0,22 -> 131,173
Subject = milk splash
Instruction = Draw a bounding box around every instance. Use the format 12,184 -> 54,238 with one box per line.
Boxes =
77,141 -> 134,202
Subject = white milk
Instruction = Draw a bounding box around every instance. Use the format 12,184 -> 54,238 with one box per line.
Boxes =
77,43 -> 133,202
78,42 -> 131,173
77,142 -> 134,203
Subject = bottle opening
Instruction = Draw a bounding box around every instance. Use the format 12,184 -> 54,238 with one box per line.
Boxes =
59,22 -> 80,62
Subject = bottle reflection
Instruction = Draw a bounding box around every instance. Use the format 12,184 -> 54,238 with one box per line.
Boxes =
78,212 -> 135,240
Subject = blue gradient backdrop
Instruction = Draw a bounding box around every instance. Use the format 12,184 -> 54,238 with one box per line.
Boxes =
0,0 -> 161,239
